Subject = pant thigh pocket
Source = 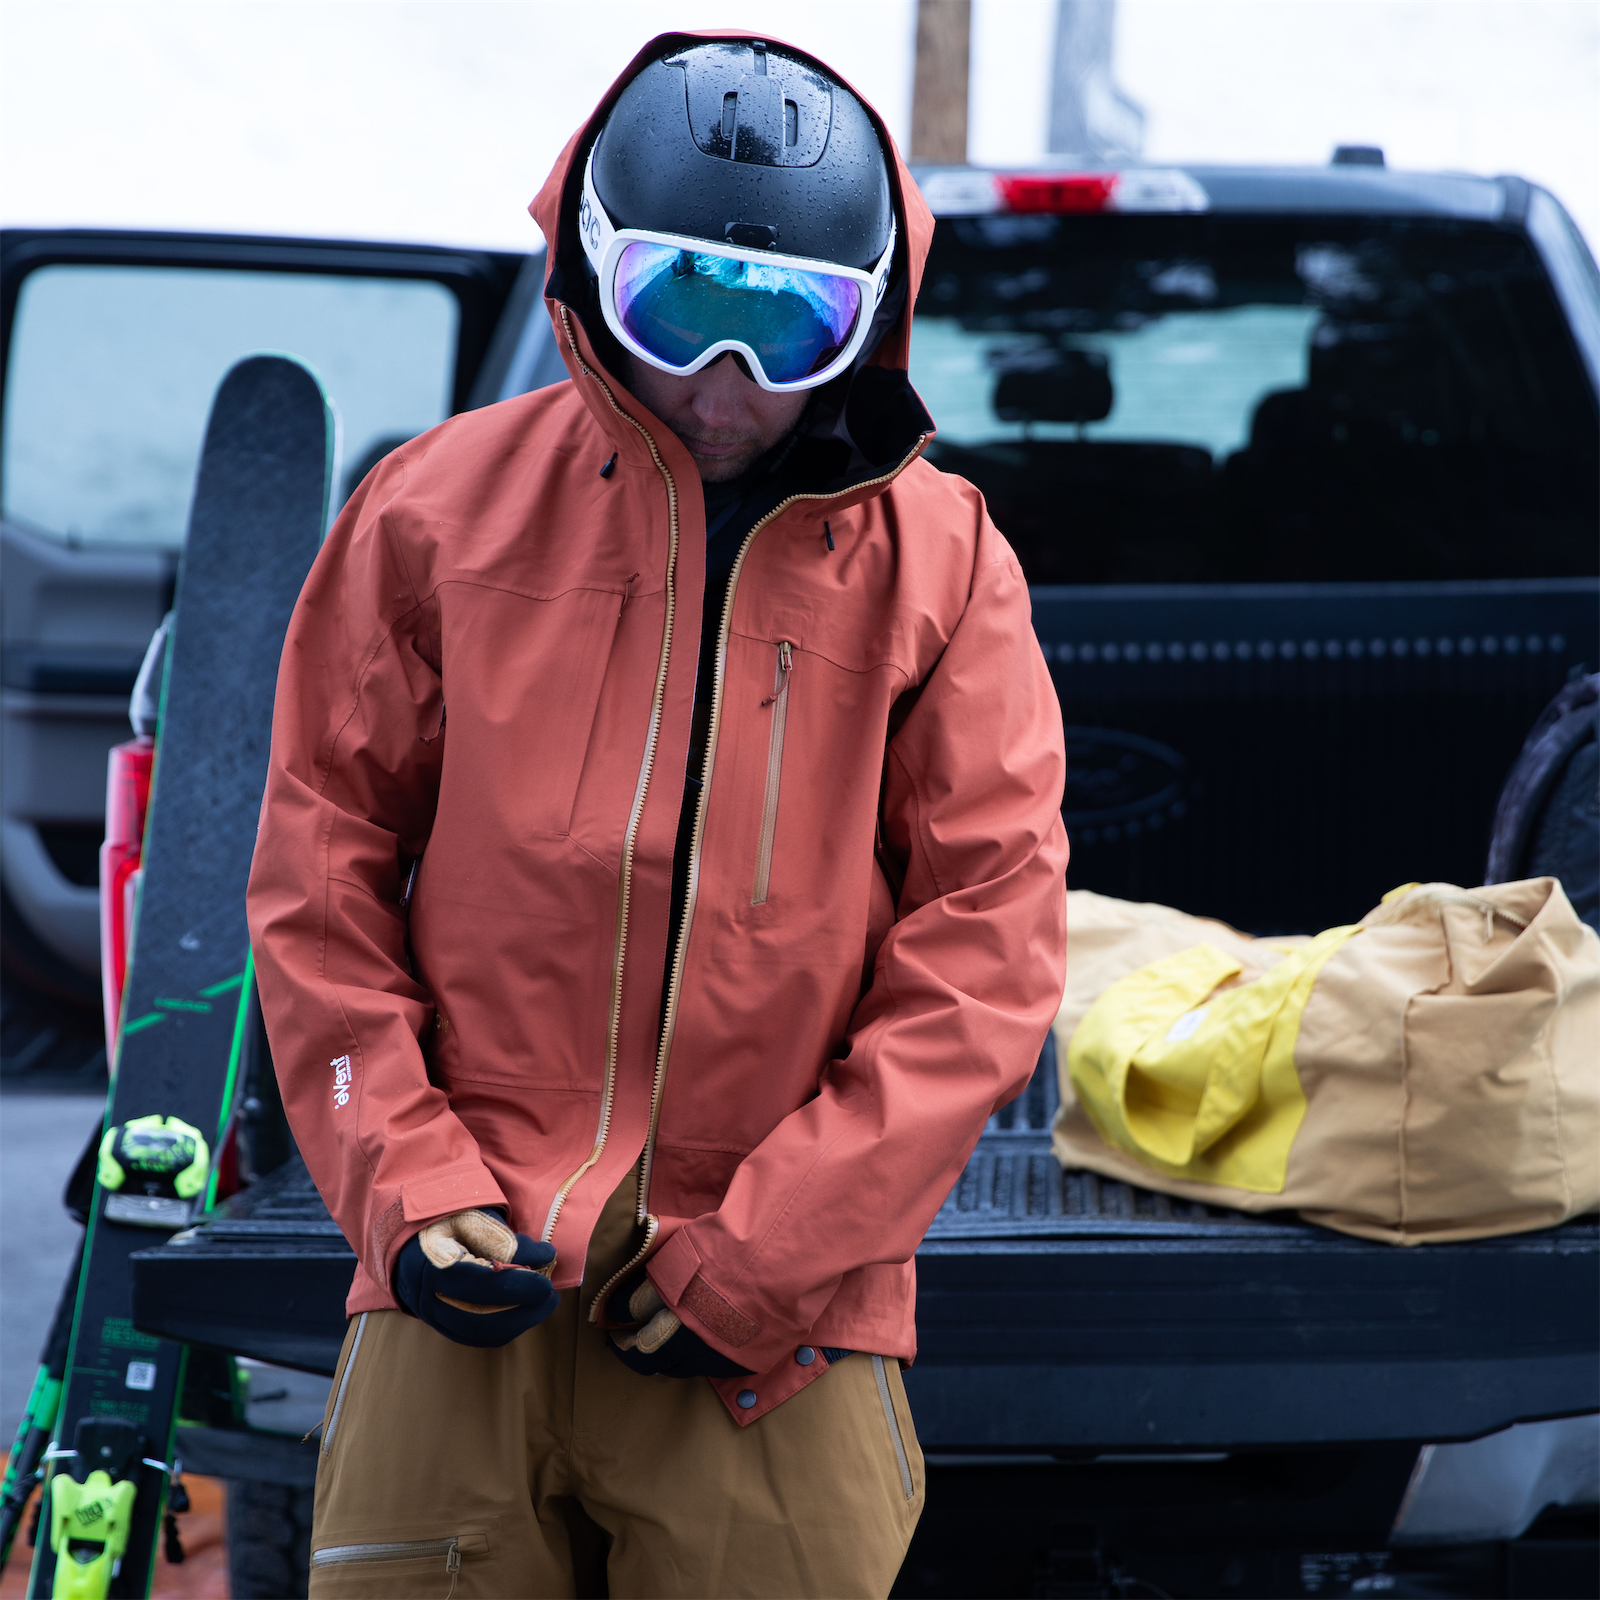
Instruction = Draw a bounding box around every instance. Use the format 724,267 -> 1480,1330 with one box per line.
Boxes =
310,1530 -> 489,1598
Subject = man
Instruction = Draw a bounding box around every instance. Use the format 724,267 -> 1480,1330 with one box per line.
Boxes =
247,30 -> 1067,1599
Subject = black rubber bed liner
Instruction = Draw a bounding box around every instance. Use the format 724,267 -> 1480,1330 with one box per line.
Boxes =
132,1043 -> 1599,1451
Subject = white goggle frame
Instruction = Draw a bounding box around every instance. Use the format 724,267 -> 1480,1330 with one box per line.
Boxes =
577,146 -> 896,394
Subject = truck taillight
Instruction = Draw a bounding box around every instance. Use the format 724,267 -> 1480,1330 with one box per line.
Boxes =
101,736 -> 154,1060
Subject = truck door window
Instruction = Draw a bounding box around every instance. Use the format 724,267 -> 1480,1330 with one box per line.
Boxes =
912,214 -> 1599,585
2,265 -> 459,550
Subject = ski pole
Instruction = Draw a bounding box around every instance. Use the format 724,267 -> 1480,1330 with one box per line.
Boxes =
0,1234 -> 83,1567
0,1367 -> 62,1566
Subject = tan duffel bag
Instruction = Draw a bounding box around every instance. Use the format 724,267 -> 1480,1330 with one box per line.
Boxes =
1052,879 -> 1600,1243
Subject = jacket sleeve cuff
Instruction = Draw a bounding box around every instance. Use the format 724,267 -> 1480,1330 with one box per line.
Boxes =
370,1164 -> 509,1290
647,1228 -> 764,1359
400,1166 -> 508,1222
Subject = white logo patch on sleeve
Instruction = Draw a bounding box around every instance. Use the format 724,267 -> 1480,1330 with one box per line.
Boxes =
331,1053 -> 352,1108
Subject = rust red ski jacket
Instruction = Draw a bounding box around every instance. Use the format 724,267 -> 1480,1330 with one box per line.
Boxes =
246,32 -> 1068,1425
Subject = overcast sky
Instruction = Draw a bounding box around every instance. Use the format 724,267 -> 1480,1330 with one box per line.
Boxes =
2,0 -> 1597,252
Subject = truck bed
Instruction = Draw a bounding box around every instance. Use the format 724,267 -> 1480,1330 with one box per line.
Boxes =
131,1043 -> 1599,1454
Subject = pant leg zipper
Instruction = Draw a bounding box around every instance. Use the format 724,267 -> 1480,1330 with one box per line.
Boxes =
320,1312 -> 367,1455
873,1355 -> 916,1500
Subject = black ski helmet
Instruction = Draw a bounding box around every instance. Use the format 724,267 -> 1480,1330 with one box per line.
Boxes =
588,40 -> 895,272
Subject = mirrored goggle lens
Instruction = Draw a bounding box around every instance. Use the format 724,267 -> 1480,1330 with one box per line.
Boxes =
614,243 -> 864,384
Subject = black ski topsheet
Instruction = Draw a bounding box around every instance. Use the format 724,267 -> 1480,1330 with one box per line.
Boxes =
31,356 -> 333,1599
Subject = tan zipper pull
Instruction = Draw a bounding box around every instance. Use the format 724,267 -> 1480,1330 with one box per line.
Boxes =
761,641 -> 793,707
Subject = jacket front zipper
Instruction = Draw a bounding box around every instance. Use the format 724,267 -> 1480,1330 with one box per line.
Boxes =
589,436 -> 931,1320
541,306 -> 680,1246
752,641 -> 793,905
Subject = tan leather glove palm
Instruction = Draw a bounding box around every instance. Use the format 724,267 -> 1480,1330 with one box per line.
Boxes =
603,1273 -> 751,1377
393,1210 -> 559,1347
608,1278 -> 681,1354
417,1209 -> 538,1313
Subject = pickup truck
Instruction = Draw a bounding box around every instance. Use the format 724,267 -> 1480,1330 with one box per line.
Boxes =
7,154 -> 1597,1597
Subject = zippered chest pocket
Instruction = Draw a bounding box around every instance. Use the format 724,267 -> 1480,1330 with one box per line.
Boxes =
311,1531 -> 489,1597
752,640 -> 793,906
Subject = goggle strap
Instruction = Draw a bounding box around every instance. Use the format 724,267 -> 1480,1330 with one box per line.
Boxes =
581,145 -> 894,297
579,148 -> 618,278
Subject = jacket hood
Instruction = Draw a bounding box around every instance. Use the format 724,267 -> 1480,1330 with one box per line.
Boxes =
528,30 -> 935,480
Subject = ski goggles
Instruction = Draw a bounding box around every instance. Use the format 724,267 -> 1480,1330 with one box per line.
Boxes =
578,147 -> 896,393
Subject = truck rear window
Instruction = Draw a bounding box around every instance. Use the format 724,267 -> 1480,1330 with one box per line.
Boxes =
911,214 -> 1599,584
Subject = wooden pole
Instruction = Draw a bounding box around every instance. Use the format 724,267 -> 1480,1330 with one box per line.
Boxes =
910,0 -> 971,164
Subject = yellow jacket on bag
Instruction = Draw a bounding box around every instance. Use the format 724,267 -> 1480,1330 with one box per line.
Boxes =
1053,879 -> 1600,1243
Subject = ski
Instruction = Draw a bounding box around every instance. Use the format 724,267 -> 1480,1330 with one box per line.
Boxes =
29,355 -> 335,1600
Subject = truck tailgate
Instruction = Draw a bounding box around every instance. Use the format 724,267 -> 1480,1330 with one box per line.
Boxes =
131,1046 -> 1598,1451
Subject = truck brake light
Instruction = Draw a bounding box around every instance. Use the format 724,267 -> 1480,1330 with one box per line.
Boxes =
918,167 -> 1208,217
999,174 -> 1116,213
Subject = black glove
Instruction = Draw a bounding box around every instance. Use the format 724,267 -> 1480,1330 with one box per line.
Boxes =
395,1208 -> 558,1348
604,1271 -> 752,1378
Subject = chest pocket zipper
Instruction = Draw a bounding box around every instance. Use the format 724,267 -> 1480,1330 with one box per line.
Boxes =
752,641 -> 793,906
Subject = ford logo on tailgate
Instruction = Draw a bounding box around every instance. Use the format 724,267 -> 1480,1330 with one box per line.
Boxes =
1064,727 -> 1188,846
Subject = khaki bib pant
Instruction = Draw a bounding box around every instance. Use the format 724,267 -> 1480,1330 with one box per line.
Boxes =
307,1171 -> 925,1598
